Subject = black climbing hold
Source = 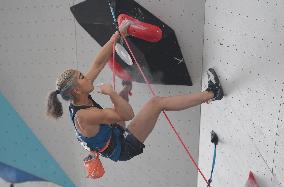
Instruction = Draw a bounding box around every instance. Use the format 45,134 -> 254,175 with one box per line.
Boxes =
210,130 -> 218,145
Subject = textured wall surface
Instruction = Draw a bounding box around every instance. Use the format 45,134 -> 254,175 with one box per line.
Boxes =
0,0 -> 205,186
198,0 -> 284,186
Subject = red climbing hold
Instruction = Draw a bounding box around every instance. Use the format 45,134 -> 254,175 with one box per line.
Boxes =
117,14 -> 163,43
245,171 -> 260,187
108,57 -> 132,81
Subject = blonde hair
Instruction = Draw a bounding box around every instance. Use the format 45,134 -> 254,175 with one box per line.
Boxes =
46,69 -> 77,119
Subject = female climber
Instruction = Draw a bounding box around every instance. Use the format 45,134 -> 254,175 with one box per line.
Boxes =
46,21 -> 224,162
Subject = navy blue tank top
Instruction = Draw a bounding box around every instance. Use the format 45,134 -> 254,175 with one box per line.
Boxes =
68,95 -> 122,161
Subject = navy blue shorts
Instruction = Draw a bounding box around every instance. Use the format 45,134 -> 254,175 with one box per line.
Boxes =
119,129 -> 145,161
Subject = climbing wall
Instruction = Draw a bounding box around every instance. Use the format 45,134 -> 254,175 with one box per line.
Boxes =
0,0 -> 205,186
199,0 -> 284,186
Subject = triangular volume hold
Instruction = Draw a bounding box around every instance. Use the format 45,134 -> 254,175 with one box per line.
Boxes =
0,93 -> 75,187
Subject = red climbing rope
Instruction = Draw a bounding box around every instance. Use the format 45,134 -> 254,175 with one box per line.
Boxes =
112,42 -> 116,90
119,36 -> 211,187
106,2 -> 210,185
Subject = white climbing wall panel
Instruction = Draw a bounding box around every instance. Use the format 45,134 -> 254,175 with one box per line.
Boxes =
0,0 -> 205,186
199,0 -> 284,186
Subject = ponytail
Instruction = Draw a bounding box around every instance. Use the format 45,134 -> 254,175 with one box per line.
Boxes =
46,90 -> 63,119
48,69 -> 77,119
